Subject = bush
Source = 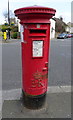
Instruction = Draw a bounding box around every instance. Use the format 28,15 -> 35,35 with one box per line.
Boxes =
11,26 -> 18,32
1,25 -> 7,32
0,32 -> 3,36
11,32 -> 18,39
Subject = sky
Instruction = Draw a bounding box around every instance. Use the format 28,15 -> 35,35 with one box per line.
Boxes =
0,0 -> 72,24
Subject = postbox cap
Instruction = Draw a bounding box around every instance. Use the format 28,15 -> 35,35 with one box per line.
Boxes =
14,5 -> 56,24
14,5 -> 56,13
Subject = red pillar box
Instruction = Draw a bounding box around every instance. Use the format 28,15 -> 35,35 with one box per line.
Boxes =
14,6 -> 56,109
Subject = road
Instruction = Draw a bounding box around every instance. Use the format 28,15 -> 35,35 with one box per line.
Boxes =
1,38 -> 71,90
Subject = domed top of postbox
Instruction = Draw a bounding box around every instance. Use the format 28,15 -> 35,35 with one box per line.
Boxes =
14,6 -> 56,24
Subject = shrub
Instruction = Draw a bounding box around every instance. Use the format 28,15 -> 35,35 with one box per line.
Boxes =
11,26 -> 18,32
11,32 -> 18,39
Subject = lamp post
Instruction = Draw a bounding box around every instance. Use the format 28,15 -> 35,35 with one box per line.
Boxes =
8,0 -> 10,39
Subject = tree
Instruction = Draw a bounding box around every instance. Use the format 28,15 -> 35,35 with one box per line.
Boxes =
59,16 -> 63,21
1,24 -> 11,32
3,10 -> 8,23
3,10 -> 15,24
3,9 -> 15,39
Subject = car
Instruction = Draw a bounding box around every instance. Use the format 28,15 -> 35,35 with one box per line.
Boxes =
65,34 -> 69,38
66,33 -> 73,38
71,34 -> 73,37
57,33 -> 67,39
67,34 -> 72,38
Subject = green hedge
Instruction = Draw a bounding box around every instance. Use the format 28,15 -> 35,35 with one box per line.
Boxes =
11,32 -> 18,39
11,32 -> 20,39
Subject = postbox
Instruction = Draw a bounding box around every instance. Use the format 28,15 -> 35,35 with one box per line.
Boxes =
14,6 -> 56,109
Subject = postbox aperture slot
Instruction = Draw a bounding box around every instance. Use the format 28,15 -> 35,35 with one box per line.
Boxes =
30,29 -> 46,34
32,40 -> 44,58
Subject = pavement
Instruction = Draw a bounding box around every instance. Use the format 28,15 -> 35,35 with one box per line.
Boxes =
0,91 -> 2,120
2,93 -> 71,118
0,86 -> 71,119
0,38 -> 21,43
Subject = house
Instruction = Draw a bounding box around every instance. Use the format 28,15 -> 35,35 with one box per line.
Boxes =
50,18 -> 56,39
67,22 -> 73,33
65,25 -> 71,33
71,23 -> 73,33
54,17 -> 68,33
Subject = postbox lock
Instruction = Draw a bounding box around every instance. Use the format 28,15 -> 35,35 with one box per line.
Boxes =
42,68 -> 47,71
45,62 -> 48,67
36,24 -> 40,28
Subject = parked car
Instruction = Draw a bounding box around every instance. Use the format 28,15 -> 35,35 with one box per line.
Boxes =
71,34 -> 73,37
67,34 -> 72,38
66,33 -> 73,38
66,34 -> 69,38
57,33 -> 67,39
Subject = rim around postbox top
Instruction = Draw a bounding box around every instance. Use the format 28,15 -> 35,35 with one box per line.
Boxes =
14,6 -> 56,24
14,6 -> 56,15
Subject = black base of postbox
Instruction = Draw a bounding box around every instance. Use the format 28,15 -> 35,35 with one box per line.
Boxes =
22,90 -> 46,109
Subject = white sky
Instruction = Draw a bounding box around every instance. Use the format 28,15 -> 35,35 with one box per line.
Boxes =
0,0 -> 72,24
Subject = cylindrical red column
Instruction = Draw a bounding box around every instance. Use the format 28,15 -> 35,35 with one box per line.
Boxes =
14,6 -> 56,109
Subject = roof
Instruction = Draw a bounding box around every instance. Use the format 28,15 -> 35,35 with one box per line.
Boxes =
54,17 -> 67,26
67,22 -> 73,27
51,17 -> 56,21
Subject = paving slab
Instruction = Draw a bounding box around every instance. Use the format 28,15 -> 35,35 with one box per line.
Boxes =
2,92 -> 71,118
